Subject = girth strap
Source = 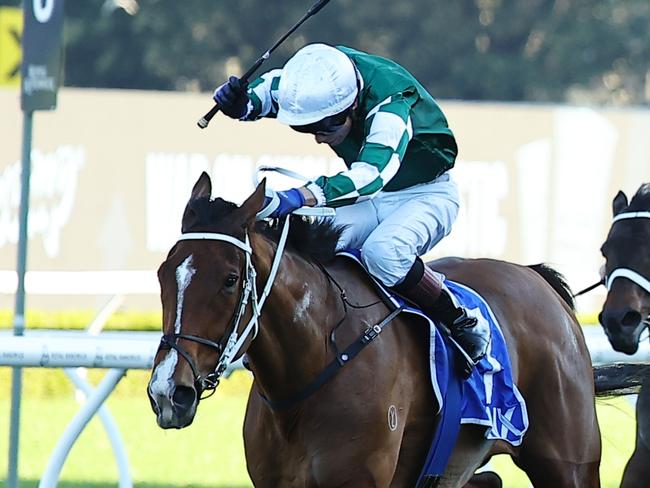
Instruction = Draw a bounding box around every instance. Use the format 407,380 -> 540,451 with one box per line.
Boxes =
415,335 -> 463,487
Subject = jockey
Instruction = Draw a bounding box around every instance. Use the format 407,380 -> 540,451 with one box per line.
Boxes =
214,43 -> 489,375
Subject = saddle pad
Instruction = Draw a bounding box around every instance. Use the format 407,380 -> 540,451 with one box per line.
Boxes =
441,280 -> 529,446
337,251 -> 529,446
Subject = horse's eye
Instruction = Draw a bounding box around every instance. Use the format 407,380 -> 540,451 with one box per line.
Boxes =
224,274 -> 238,289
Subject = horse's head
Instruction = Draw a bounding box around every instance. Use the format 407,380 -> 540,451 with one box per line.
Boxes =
599,183 -> 650,354
147,172 -> 266,428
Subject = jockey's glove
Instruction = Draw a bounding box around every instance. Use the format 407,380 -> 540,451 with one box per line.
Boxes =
213,76 -> 249,119
257,188 -> 306,220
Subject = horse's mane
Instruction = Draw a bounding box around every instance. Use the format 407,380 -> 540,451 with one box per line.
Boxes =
184,197 -> 344,263
260,216 -> 345,263
626,183 -> 650,211
528,263 -> 575,311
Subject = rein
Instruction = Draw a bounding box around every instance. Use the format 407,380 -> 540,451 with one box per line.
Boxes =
573,279 -> 604,298
158,215 -> 292,398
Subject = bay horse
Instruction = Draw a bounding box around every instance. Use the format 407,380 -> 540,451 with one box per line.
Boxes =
147,172 -> 601,487
598,183 -> 650,488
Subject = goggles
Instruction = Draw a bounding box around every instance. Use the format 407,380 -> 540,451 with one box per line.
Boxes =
290,109 -> 350,135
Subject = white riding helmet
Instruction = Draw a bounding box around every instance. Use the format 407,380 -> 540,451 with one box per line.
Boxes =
277,44 -> 358,126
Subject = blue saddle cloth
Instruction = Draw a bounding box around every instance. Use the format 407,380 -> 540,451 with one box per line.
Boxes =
426,280 -> 528,445
338,251 -> 529,446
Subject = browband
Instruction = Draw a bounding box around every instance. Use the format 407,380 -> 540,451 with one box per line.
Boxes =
177,232 -> 252,254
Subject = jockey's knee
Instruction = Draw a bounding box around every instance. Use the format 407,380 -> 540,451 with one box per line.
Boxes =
361,236 -> 415,288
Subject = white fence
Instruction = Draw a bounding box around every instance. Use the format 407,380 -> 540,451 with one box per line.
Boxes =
0,328 -> 242,488
2,325 -> 646,369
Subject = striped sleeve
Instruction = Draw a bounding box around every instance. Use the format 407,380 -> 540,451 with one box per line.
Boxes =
310,94 -> 414,207
241,69 -> 282,121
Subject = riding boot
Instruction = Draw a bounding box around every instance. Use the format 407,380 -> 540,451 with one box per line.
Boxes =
393,258 -> 490,378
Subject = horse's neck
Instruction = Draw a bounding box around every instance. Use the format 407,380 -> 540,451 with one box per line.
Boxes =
246,237 -> 338,403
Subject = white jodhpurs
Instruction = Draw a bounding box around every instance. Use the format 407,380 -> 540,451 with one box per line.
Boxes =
331,172 -> 459,287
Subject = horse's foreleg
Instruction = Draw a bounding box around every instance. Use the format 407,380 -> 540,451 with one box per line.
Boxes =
621,441 -> 650,488
622,375 -> 650,488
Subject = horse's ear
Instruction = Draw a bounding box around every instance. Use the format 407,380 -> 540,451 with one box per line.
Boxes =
181,203 -> 198,233
191,172 -> 212,200
612,191 -> 628,216
181,172 -> 212,232
237,179 -> 267,228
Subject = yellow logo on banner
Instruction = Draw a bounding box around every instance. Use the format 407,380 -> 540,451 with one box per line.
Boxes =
0,7 -> 22,87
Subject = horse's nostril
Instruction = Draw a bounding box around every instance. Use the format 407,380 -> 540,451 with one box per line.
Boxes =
621,310 -> 642,328
172,385 -> 197,411
601,308 -> 642,331
601,311 -> 621,334
147,390 -> 160,415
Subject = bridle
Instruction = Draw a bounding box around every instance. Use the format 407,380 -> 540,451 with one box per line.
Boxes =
605,211 -> 650,297
157,215 -> 292,399
155,206 -> 401,411
574,211 -> 650,299
604,210 -> 650,334
575,210 -> 650,335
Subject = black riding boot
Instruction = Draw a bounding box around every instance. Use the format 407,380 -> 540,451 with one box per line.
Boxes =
393,258 -> 490,377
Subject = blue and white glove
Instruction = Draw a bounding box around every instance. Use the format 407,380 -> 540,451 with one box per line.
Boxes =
257,188 -> 305,220
213,76 -> 249,119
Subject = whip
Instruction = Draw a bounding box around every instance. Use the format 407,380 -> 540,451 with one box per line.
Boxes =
197,0 -> 333,129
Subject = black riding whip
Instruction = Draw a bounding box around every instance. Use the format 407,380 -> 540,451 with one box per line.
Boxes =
197,0 -> 333,129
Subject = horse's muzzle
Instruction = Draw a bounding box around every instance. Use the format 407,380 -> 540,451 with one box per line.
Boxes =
148,383 -> 198,429
599,307 -> 645,354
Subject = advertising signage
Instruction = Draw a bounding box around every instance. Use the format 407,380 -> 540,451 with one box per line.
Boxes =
21,0 -> 64,112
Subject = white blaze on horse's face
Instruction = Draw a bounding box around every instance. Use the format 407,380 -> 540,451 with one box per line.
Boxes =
149,255 -> 196,400
174,255 -> 197,334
